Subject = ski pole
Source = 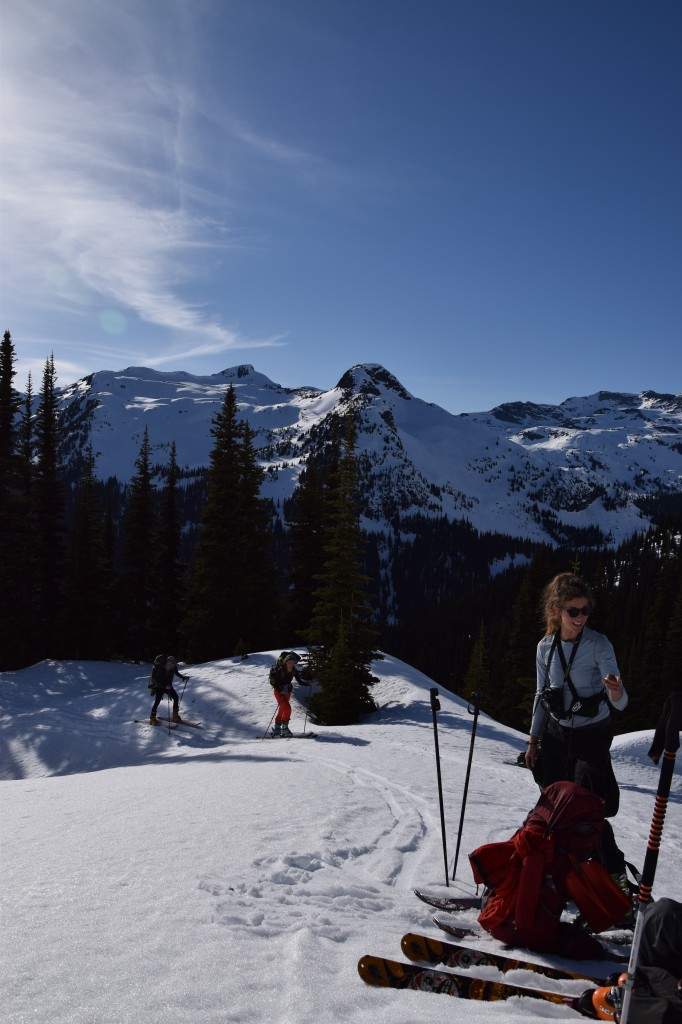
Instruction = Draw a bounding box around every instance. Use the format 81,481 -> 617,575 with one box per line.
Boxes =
303,682 -> 312,736
179,675 -> 190,704
166,694 -> 172,735
618,692 -> 681,1024
429,688 -> 449,887
451,690 -> 481,882
260,707 -> 277,741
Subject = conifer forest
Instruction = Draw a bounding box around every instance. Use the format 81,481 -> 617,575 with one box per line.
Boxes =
1,331 -> 680,732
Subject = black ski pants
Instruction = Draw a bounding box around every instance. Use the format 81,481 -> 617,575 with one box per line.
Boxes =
541,716 -> 625,875
151,686 -> 179,716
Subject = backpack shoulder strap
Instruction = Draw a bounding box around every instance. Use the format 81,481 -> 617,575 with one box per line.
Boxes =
554,631 -> 582,703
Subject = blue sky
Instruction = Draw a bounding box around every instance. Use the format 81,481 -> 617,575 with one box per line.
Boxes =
1,0 -> 680,413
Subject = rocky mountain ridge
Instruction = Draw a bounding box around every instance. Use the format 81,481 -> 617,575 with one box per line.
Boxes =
55,362 -> 682,546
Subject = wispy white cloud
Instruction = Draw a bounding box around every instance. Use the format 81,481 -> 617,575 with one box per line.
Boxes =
225,115 -> 330,177
0,0 -> 293,362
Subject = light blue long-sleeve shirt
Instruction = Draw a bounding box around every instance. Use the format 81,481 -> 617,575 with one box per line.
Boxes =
530,627 -> 628,736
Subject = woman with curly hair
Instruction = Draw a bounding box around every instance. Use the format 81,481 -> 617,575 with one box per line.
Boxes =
525,573 -> 630,885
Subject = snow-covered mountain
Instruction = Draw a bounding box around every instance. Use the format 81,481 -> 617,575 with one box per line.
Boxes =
56,363 -> 682,545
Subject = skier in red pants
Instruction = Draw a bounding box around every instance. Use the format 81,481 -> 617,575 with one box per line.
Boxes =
270,653 -> 304,737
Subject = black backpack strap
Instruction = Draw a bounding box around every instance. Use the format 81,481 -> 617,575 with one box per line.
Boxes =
542,631 -> 582,720
555,631 -> 581,702
555,632 -> 605,716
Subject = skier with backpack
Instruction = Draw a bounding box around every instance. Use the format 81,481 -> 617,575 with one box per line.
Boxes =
149,655 -> 189,726
269,652 -> 305,737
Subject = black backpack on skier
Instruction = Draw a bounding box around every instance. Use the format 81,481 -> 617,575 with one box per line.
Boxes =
269,651 -> 300,687
148,654 -> 167,692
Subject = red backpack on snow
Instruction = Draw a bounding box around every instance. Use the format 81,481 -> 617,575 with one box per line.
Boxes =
469,781 -> 630,957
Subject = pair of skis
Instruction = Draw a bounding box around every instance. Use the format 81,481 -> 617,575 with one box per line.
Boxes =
414,888 -> 632,952
261,730 -> 318,739
358,950 -> 598,1011
431,912 -> 632,953
358,930 -> 616,1012
358,890 -> 628,1012
413,889 -> 481,913
401,931 -> 605,983
134,716 -> 203,730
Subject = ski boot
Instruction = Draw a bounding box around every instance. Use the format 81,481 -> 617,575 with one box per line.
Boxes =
281,724 -> 293,738
578,973 -> 625,1020
149,715 -> 159,726
272,723 -> 282,737
172,710 -> 183,723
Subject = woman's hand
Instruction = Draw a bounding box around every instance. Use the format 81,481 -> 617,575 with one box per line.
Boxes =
604,674 -> 624,700
525,740 -> 539,770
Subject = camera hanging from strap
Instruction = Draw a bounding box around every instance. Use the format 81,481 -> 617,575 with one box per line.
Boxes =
539,631 -> 587,718
554,631 -> 587,715
553,631 -> 606,718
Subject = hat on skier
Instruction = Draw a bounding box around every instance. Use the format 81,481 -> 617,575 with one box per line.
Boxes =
166,656 -> 177,668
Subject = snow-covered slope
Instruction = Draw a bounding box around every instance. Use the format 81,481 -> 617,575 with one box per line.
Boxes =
1,655 -> 680,1024
55,363 -> 682,544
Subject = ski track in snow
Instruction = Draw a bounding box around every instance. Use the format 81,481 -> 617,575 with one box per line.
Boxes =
200,736 -> 433,950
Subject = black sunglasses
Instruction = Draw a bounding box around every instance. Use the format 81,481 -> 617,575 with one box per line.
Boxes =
561,604 -> 593,619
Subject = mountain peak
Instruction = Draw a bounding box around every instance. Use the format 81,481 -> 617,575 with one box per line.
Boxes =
491,400 -> 561,425
336,363 -> 413,401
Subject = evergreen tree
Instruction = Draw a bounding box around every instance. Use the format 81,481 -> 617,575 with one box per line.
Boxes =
0,333 -> 36,668
0,330 -> 20,482
15,375 -> 37,663
18,373 -> 34,495
463,621 -> 490,701
661,577 -> 682,699
183,386 -> 275,661
307,416 -> 380,725
33,355 -> 65,657
312,613 -> 357,723
283,460 -> 327,641
60,445 -> 111,658
150,442 -> 185,653
116,426 -> 157,659
493,547 -> 552,730
639,530 -> 679,698
0,330 -> 19,572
